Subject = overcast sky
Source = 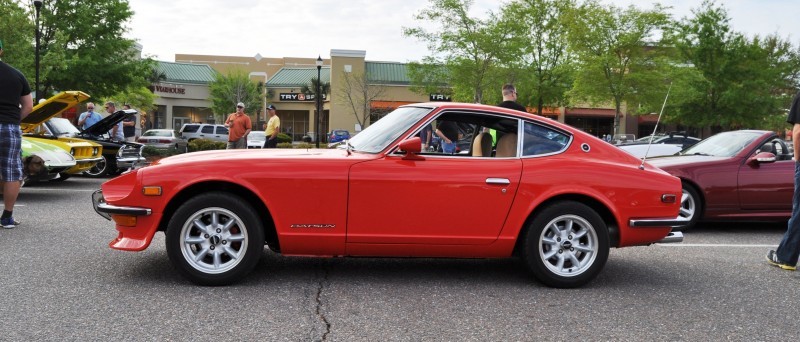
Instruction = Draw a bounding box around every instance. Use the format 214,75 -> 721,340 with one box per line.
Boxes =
126,0 -> 800,63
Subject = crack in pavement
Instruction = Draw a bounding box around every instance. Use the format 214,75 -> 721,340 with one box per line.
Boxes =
314,261 -> 332,341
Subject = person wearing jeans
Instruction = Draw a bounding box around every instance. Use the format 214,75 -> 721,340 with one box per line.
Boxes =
767,90 -> 800,271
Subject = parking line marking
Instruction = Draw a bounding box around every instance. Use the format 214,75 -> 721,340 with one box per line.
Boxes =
657,244 -> 778,247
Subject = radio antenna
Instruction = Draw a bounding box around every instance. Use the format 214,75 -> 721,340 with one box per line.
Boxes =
639,82 -> 673,170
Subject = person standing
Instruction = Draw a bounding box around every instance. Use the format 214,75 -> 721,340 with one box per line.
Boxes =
121,104 -> 137,142
498,84 -> 526,112
225,102 -> 251,149
766,90 -> 800,271
263,104 -> 280,148
77,102 -> 102,130
106,102 -> 125,141
0,39 -> 33,228
435,119 -> 458,154
419,123 -> 433,151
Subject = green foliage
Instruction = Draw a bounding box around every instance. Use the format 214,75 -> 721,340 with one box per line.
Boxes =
277,133 -> 292,143
665,0 -> 800,130
0,0 -> 35,77
503,0 -> 576,114
403,0 -> 513,103
188,139 -> 226,152
25,0 -> 153,99
209,68 -> 261,121
277,142 -> 315,149
106,85 -> 158,114
141,145 -> 180,158
565,2 -> 671,135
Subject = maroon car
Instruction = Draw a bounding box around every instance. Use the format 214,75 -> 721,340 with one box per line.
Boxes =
647,130 -> 793,230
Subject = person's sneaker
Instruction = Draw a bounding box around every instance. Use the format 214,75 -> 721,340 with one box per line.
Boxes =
766,250 -> 797,271
0,217 -> 19,229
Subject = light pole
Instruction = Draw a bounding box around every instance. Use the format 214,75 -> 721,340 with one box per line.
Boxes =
34,0 -> 43,102
315,55 -> 323,148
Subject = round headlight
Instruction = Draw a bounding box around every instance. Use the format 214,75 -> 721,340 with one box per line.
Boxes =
70,148 -> 75,156
92,147 -> 99,155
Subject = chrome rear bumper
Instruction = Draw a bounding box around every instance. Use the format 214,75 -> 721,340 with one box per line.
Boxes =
656,231 -> 683,243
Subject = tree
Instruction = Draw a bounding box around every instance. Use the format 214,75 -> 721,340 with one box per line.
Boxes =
336,71 -> 385,129
566,2 -> 671,136
404,0 -> 513,103
208,69 -> 260,120
503,0 -> 576,115
25,0 -> 154,99
107,86 -> 158,114
666,0 -> 800,131
0,0 -> 35,77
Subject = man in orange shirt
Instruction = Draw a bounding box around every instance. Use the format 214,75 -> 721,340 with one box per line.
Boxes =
225,102 -> 251,149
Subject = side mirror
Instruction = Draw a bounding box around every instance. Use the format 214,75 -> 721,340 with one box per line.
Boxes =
747,151 -> 776,166
398,137 -> 424,160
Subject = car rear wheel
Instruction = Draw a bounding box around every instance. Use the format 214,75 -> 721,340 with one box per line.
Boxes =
84,155 -> 115,177
165,192 -> 264,286
677,183 -> 702,231
523,201 -> 609,288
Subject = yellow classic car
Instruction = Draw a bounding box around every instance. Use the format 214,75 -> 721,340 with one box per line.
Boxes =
21,91 -> 103,180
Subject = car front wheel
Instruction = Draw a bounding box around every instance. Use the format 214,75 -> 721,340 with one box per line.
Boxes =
523,201 -> 609,288
165,192 -> 265,286
84,155 -> 115,177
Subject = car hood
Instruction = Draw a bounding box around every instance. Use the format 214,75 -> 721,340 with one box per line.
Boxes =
21,137 -> 76,167
645,154 -> 728,169
21,91 -> 90,133
81,109 -> 137,137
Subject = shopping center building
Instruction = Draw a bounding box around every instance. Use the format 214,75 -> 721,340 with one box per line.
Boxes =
151,49 -> 656,141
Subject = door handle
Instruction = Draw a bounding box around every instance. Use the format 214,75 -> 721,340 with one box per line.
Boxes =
486,178 -> 510,185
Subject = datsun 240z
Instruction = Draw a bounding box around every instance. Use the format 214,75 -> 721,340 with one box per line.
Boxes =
93,102 -> 686,288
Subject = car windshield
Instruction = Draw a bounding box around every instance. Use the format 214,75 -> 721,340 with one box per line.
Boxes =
47,118 -> 81,137
348,106 -> 433,153
143,130 -> 172,137
248,131 -> 266,140
681,131 -> 763,157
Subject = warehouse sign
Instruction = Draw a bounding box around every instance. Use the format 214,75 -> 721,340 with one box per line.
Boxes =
279,93 -> 327,101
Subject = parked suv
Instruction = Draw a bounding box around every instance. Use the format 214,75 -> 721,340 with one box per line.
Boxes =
179,123 -> 229,143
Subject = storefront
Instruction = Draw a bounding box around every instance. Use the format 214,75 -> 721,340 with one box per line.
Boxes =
151,61 -> 216,130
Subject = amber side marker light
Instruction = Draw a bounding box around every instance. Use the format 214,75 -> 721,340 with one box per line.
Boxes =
661,194 -> 677,203
142,186 -> 162,196
112,215 -> 137,227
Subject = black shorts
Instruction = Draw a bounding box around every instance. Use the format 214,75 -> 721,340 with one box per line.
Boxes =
264,137 -> 278,148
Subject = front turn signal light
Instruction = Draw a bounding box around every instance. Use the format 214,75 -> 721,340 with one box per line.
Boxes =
142,186 -> 162,196
112,215 -> 137,227
661,194 -> 677,203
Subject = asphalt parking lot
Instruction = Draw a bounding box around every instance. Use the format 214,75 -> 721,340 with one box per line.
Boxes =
1,177 -> 799,341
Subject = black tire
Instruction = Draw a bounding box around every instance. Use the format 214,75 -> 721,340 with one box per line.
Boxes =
522,201 -> 609,288
50,173 -> 71,182
84,155 -> 115,177
677,183 -> 702,231
165,192 -> 265,286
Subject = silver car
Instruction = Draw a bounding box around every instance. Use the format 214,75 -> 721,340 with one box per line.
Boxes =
138,129 -> 189,153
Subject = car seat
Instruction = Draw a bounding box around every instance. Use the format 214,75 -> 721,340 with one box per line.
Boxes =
472,132 -> 493,157
495,133 -> 518,157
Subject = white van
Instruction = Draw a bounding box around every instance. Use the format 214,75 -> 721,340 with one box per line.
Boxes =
179,124 -> 229,143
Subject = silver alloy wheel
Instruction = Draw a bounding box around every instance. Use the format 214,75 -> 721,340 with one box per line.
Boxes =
538,214 -> 598,277
679,188 -> 695,222
179,207 -> 249,274
85,155 -> 108,177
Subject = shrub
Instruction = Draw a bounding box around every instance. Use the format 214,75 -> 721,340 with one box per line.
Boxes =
189,138 -> 227,152
277,133 -> 292,143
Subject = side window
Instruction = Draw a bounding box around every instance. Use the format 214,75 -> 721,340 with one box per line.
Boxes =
201,126 -> 214,134
522,122 -> 570,156
408,111 -> 518,157
217,126 -> 229,135
182,125 -> 199,133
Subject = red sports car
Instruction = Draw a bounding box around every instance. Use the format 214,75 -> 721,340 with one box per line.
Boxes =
92,102 -> 685,288
647,130 -> 794,231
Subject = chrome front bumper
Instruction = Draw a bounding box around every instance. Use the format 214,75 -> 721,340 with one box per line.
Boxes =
92,190 -> 151,221
629,216 -> 687,244
116,156 -> 145,169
